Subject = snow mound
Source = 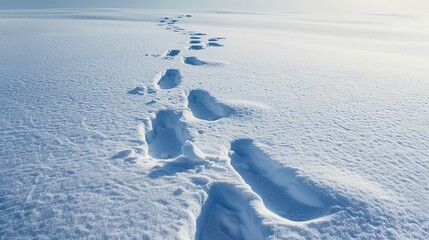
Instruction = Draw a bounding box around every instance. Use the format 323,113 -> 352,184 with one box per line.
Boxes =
181,140 -> 206,161
127,86 -> 146,95
111,149 -> 134,159
195,183 -> 268,240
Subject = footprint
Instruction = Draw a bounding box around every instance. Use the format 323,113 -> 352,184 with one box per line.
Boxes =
183,57 -> 207,66
207,42 -> 224,47
208,37 -> 226,41
229,139 -> 337,221
147,86 -> 158,94
188,45 -> 204,50
146,50 -> 180,59
145,110 -> 190,159
190,40 -> 201,44
165,49 -> 180,58
190,33 -> 206,36
156,69 -> 182,89
187,90 -> 235,121
128,86 -> 146,95
195,183 -> 267,240
190,36 -> 201,40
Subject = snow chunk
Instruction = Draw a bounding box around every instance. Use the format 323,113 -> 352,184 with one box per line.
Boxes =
181,140 -> 206,161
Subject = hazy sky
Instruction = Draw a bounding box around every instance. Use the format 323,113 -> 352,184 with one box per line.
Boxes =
0,0 -> 427,14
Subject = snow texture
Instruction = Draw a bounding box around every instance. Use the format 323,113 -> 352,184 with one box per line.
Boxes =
0,8 -> 428,240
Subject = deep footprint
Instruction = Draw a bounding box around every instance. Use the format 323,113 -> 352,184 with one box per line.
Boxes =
195,183 -> 267,240
187,90 -> 234,121
209,37 -> 226,41
145,110 -> 189,159
230,139 -> 336,221
207,42 -> 223,47
189,45 -> 204,50
165,49 -> 180,57
190,33 -> 206,36
183,57 -> 207,66
156,69 -> 182,89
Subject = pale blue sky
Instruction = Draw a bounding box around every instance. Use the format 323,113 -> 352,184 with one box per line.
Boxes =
0,0 -> 427,14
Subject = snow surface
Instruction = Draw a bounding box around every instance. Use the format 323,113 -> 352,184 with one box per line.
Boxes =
1,8 -> 429,239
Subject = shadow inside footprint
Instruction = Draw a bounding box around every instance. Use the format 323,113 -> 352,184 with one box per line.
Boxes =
230,139 -> 339,221
187,90 -> 235,121
190,33 -> 206,36
156,69 -> 182,89
207,42 -> 223,47
165,49 -> 180,58
183,57 -> 207,66
146,110 -> 189,159
189,45 -> 204,50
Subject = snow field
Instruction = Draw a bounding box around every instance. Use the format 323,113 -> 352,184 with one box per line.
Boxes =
1,9 -> 428,239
